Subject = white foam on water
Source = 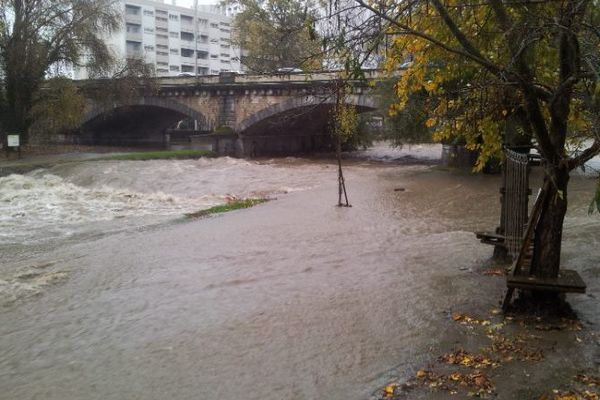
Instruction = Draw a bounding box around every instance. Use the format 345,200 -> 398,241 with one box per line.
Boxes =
350,142 -> 442,163
0,172 -> 224,245
0,157 -> 333,245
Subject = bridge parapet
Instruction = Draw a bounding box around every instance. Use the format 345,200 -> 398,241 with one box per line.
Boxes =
78,70 -> 383,155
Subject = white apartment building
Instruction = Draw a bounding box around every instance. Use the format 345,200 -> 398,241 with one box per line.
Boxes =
74,0 -> 242,79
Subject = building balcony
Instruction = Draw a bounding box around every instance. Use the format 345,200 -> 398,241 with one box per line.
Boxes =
180,24 -> 194,33
180,42 -> 196,51
156,54 -> 169,63
126,49 -> 143,59
155,36 -> 169,46
126,31 -> 143,42
155,18 -> 168,29
125,13 -> 142,25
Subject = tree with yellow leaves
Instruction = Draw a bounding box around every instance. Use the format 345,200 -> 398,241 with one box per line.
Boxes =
345,0 -> 600,291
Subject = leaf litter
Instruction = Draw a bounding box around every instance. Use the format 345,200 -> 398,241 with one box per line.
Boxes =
376,306 -> 593,399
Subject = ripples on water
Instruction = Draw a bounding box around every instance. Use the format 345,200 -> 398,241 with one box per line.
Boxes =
0,143 -> 598,400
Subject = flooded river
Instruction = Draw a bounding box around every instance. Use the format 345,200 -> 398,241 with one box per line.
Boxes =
1,144 -> 598,400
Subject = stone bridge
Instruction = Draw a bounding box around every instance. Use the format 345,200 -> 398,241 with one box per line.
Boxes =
78,71 -> 382,156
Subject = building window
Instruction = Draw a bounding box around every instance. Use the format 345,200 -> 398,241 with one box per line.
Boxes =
198,35 -> 209,44
170,32 -> 179,38
143,9 -> 154,16
156,9 -> 168,15
181,65 -> 194,73
157,61 -> 169,66
197,50 -> 208,59
220,22 -> 230,27
220,53 -> 230,58
156,27 -> 167,33
170,48 -> 179,55
210,54 -> 218,59
169,14 -> 179,21
210,23 -> 219,28
219,28 -> 230,33
181,15 -> 193,24
125,5 -> 140,15
156,16 -> 168,23
126,23 -> 141,33
126,40 -> 142,55
126,41 -> 141,50
181,48 -> 194,58
221,60 -> 231,64
144,27 -> 154,34
156,34 -> 168,40
170,65 -> 180,71
157,51 -> 169,56
180,32 -> 194,41
211,69 -> 219,74
198,67 -> 209,75
220,44 -> 230,49
156,44 -> 168,50
144,45 -> 154,51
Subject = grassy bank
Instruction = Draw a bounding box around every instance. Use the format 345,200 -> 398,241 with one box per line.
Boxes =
185,198 -> 268,219
97,149 -> 214,161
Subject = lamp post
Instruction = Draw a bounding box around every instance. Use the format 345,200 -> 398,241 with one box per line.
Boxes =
194,0 -> 199,131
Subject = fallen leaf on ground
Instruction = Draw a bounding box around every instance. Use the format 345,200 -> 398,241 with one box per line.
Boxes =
439,348 -> 498,368
383,384 -> 396,397
575,374 -> 600,387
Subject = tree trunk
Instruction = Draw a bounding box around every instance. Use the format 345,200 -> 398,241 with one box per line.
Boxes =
531,167 -> 570,279
336,136 -> 349,206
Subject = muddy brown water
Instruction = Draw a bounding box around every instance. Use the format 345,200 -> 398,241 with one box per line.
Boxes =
0,145 -> 598,400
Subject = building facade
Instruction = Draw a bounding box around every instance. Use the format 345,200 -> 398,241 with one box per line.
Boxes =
74,0 -> 241,79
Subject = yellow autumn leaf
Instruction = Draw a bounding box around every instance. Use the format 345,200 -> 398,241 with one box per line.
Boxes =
416,369 -> 428,378
425,118 -> 437,128
384,384 -> 396,396
449,372 -> 462,381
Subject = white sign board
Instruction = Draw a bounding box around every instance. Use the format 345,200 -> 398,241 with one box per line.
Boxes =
7,135 -> 20,147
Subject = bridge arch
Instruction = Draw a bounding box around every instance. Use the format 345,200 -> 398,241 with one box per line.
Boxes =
236,94 -> 378,156
80,97 -> 212,147
237,94 -> 377,134
83,96 -> 210,129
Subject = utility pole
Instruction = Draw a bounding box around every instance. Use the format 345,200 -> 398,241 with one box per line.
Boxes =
194,0 -> 199,131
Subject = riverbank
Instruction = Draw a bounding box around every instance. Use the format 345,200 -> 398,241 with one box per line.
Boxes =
0,145 -> 214,176
0,148 -> 598,400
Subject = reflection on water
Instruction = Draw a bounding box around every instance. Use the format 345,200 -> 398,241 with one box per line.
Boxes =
0,144 -> 598,400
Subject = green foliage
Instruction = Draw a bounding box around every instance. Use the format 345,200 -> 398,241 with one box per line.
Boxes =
86,58 -> 158,110
229,0 -> 322,72
376,78 -> 432,146
333,102 -> 358,142
214,126 -> 235,134
96,149 -> 214,161
0,0 -> 121,142
29,78 -> 85,137
343,113 -> 374,150
350,0 -> 600,172
185,198 -> 268,218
